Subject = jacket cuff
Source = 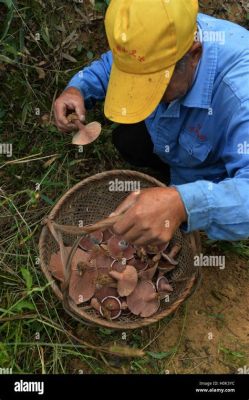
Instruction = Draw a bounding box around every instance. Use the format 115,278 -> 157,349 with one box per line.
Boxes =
172,181 -> 211,233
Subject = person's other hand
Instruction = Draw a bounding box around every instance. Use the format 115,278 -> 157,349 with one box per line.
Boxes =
54,87 -> 86,132
111,187 -> 187,246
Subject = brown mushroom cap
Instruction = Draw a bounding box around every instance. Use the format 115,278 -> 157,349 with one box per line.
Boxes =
102,229 -> 113,243
138,264 -> 158,280
109,264 -> 138,297
95,286 -> 118,301
71,248 -> 92,270
49,246 -> 87,281
107,235 -> 134,260
79,230 -> 103,251
89,246 -> 112,269
131,257 -> 148,272
69,268 -> 97,305
111,258 -> 127,272
49,247 -> 71,282
156,276 -> 173,294
72,121 -> 102,145
127,281 -> 160,318
100,296 -> 122,320
69,251 -> 97,304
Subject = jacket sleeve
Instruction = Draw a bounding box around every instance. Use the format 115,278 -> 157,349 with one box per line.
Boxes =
65,50 -> 113,108
173,100 -> 249,240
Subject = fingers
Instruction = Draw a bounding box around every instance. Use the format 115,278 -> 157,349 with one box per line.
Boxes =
75,104 -> 86,123
54,101 -> 69,131
54,87 -> 86,132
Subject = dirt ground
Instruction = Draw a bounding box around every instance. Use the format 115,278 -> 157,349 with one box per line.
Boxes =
152,251 -> 249,373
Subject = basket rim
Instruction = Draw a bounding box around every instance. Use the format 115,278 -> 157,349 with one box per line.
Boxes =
39,169 -> 200,330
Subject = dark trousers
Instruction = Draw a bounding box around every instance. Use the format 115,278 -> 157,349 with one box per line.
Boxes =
112,121 -> 171,184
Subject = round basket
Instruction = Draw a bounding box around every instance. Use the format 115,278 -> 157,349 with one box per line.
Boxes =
39,170 -> 201,330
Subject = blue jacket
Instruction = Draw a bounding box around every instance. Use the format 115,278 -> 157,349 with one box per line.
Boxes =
66,13 -> 249,240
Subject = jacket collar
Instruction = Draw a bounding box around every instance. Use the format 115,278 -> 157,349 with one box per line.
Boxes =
162,14 -> 218,118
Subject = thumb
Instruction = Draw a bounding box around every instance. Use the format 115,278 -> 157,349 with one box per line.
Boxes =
109,191 -> 140,217
75,104 -> 86,123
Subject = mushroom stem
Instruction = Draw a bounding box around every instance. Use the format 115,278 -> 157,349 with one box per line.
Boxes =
91,298 -> 101,313
109,270 -> 122,281
147,293 -> 158,302
168,243 -> 182,258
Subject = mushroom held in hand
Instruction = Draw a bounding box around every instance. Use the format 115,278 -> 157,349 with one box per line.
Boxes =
72,122 -> 102,145
107,235 -> 134,260
109,264 -> 138,297
127,281 -> 160,318
67,113 -> 102,146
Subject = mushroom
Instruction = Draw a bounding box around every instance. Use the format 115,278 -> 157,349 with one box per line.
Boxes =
67,113 -> 102,146
79,230 -> 103,251
138,264 -> 158,280
102,229 -> 113,243
69,252 -> 97,304
127,281 -> 160,318
109,264 -> 138,297
111,257 -> 127,272
135,246 -> 149,262
95,286 -> 118,302
90,297 -> 101,313
89,246 -> 112,269
130,257 -> 148,272
145,242 -> 169,255
69,268 -> 97,304
156,276 -> 173,298
71,248 -> 92,271
100,296 -> 122,320
158,261 -> 176,274
107,235 -> 134,260
49,246 -> 71,282
72,122 -> 102,145
162,243 -> 182,265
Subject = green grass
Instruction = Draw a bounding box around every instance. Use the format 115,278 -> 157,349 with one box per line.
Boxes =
0,0 -> 249,374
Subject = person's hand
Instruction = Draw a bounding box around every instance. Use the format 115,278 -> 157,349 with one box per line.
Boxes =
111,187 -> 187,246
54,87 -> 86,132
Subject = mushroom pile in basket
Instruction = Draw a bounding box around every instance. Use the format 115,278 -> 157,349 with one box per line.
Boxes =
49,229 -> 182,320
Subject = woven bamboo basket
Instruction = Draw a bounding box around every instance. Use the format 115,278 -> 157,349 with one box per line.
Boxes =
39,170 -> 201,330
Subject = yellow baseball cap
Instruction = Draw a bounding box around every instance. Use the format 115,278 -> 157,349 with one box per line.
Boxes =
104,0 -> 198,124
